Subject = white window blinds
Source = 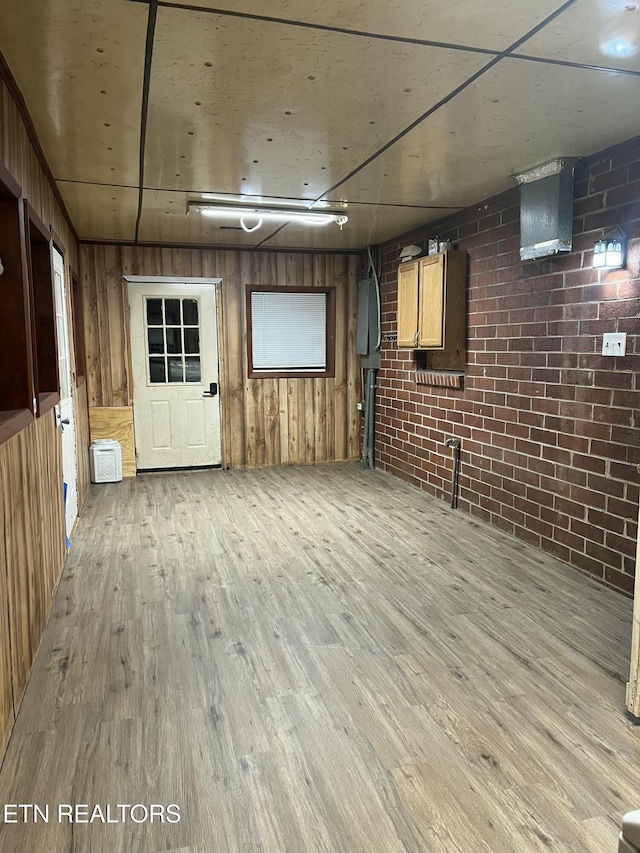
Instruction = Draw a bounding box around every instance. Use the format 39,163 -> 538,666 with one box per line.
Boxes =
251,291 -> 327,371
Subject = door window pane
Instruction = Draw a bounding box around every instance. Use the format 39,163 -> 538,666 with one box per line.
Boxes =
183,299 -> 198,325
144,296 -> 202,384
148,328 -> 164,354
184,328 -> 200,354
167,356 -> 184,382
165,328 -> 183,354
185,357 -> 201,382
149,357 -> 166,383
165,299 -> 181,325
146,299 -> 163,325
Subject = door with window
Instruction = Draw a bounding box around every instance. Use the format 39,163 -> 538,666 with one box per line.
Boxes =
128,281 -> 222,470
53,248 -> 78,540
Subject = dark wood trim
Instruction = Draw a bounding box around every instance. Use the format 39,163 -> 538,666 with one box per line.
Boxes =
51,229 -> 67,259
0,159 -> 22,200
0,49 -> 78,241
0,181 -> 35,414
0,409 -> 33,445
78,237 -> 362,256
25,201 -> 50,241
38,391 -> 60,417
71,270 -> 87,381
24,202 -> 60,409
245,285 -> 336,379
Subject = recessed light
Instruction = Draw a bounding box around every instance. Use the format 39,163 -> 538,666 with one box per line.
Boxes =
601,38 -> 636,57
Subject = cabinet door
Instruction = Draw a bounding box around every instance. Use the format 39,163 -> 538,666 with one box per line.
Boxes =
397,261 -> 419,347
418,255 -> 445,348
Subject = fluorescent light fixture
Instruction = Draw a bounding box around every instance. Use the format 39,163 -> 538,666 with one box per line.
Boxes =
200,193 -> 332,209
187,200 -> 348,231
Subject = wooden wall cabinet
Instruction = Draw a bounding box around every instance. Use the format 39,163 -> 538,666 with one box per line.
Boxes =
397,251 -> 467,354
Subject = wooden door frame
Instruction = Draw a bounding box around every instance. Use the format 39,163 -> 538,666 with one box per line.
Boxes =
123,276 -> 226,469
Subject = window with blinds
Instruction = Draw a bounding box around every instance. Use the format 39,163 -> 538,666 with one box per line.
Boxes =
247,286 -> 335,378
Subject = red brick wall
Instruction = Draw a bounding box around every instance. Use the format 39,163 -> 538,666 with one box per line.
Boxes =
376,137 -> 640,594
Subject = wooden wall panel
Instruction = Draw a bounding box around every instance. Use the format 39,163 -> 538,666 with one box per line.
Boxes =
0,411 -> 65,715
0,71 -> 85,760
0,474 -> 14,755
74,379 -> 91,507
79,245 -> 362,470
89,407 -> 136,478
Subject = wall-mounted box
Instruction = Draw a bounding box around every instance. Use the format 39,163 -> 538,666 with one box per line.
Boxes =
516,158 -> 575,261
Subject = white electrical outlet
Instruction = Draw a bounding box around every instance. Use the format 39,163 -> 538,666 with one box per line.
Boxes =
602,332 -> 627,357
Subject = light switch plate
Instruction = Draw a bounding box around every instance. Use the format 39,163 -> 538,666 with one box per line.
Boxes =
602,332 -> 627,357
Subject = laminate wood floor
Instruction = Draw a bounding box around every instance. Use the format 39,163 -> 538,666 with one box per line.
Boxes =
0,463 -> 638,852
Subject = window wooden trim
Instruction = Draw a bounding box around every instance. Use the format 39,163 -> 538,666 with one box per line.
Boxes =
245,285 -> 336,379
0,161 -> 35,445
25,201 -> 60,415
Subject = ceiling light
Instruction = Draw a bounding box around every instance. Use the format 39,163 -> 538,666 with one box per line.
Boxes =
601,38 -> 636,58
187,200 -> 348,230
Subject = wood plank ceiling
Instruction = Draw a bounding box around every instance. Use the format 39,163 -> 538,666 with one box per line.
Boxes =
1,0 -> 639,251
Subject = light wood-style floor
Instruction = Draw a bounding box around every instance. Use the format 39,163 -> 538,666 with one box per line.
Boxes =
0,463 -> 638,852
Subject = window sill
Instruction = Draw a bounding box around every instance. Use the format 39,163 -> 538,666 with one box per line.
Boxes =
0,409 -> 34,445
248,370 -> 335,379
38,391 -> 60,416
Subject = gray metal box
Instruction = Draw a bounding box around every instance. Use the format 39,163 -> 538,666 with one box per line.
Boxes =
517,158 -> 575,260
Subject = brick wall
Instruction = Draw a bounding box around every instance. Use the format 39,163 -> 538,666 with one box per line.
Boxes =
376,136 -> 640,594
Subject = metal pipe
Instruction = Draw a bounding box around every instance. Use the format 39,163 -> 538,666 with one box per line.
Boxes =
444,437 -> 461,508
361,369 -> 370,467
367,369 -> 377,468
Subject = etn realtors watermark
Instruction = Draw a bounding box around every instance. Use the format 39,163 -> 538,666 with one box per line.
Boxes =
1,803 -> 181,824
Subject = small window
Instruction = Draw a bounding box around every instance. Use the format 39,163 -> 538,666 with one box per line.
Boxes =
246,286 -> 335,378
145,296 -> 202,384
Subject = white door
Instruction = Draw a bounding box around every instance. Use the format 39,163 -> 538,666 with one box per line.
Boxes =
129,281 -> 222,470
53,248 -> 78,541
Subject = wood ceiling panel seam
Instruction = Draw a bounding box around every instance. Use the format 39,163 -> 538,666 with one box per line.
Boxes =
134,0 -> 160,244
315,0 -> 582,204
509,52 -> 640,78
141,0 -> 502,57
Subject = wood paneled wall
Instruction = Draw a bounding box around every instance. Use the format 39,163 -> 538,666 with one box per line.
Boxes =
79,245 -> 362,468
74,378 -> 91,501
0,78 -> 77,272
0,412 -> 66,742
0,69 -> 87,756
